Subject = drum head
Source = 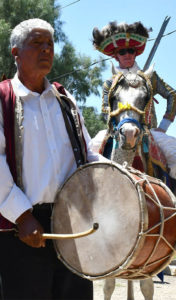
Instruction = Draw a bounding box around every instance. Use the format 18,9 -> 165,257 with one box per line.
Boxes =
52,162 -> 141,278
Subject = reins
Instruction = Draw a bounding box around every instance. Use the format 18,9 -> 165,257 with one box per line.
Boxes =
108,70 -> 154,126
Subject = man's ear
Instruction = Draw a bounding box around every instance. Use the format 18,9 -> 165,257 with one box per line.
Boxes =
11,47 -> 18,57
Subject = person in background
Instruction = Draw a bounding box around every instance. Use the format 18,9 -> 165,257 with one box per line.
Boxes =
92,21 -> 176,179
90,20 -> 176,300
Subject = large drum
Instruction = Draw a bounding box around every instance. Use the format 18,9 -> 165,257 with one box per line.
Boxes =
52,162 -> 176,280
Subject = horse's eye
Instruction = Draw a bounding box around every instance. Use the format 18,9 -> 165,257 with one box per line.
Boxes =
119,128 -> 123,135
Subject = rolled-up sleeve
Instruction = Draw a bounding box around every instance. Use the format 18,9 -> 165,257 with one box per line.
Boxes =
0,103 -> 32,223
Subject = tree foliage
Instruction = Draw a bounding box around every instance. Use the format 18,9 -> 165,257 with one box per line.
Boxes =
49,42 -> 106,102
0,0 -> 106,102
81,106 -> 107,138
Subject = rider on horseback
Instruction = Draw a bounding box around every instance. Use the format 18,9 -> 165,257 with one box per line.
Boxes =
91,21 -> 176,300
92,21 -> 176,180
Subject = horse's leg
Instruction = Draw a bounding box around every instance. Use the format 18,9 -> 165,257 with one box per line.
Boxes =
140,278 -> 154,300
127,280 -> 134,300
103,278 -> 116,300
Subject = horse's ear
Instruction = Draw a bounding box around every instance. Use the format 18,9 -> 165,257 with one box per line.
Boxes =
144,63 -> 155,79
111,61 -> 118,75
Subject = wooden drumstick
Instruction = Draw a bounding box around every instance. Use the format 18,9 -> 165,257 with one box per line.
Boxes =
42,223 -> 99,240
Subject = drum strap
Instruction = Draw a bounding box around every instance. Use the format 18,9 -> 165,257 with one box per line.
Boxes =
52,85 -> 86,167
60,102 -> 85,167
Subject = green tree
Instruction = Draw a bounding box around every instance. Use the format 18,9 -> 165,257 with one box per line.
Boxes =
0,0 -> 106,102
49,43 -> 106,102
81,106 -> 107,138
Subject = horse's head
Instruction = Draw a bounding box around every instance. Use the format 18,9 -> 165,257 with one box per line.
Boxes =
109,69 -> 153,151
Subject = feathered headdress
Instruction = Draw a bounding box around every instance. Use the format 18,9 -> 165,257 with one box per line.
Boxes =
92,21 -> 150,57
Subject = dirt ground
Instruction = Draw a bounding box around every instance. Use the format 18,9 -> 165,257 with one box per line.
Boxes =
93,275 -> 176,299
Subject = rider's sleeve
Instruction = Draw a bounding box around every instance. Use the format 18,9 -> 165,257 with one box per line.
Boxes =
151,71 -> 176,132
102,78 -> 113,114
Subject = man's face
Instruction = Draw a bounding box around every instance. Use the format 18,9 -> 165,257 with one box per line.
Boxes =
14,28 -> 54,77
115,48 -> 136,69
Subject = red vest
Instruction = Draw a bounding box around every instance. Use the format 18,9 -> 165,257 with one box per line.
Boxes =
0,80 -> 67,229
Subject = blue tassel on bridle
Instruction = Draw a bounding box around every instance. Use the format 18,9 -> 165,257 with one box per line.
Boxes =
112,117 -> 142,131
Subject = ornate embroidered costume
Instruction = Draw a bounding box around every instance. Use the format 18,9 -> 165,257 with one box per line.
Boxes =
92,21 -> 176,131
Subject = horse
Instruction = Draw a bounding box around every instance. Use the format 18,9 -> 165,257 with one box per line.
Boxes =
91,67 -> 175,300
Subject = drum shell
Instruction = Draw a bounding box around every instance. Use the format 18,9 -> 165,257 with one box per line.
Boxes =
117,172 -> 176,279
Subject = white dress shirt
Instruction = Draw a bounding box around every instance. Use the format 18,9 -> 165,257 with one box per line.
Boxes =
0,74 -> 106,223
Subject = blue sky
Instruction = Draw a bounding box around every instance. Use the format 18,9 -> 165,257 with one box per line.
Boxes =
57,0 -> 176,136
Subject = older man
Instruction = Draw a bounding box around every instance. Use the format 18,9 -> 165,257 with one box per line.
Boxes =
0,18 -> 106,300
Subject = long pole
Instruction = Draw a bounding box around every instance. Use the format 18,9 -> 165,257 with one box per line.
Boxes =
143,16 -> 171,71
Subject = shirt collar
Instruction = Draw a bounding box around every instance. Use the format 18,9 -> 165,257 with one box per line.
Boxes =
11,73 -> 54,99
114,61 -> 140,75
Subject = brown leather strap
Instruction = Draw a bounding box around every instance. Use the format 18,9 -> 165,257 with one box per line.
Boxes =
59,98 -> 85,167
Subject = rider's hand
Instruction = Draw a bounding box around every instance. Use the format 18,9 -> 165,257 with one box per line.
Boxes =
16,209 -> 45,248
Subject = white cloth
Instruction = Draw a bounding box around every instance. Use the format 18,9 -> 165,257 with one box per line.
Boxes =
90,130 -> 107,153
151,129 -> 176,179
0,74 -> 106,223
112,61 -> 140,75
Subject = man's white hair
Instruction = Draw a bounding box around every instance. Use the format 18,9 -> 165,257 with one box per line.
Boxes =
10,18 -> 54,49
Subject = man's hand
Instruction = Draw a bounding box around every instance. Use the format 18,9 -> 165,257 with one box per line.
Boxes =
16,210 -> 45,248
